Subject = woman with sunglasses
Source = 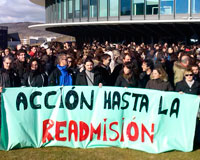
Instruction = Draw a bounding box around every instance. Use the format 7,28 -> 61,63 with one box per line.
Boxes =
175,69 -> 200,95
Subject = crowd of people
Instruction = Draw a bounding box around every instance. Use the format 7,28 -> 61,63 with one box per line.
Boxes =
0,40 -> 200,146
0,41 -> 200,94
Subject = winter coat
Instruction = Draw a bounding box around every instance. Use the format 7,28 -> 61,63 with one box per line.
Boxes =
139,72 -> 150,88
115,74 -> 138,88
95,65 -> 111,86
23,70 -> 46,87
173,61 -> 189,85
175,80 -> 200,95
146,78 -> 173,91
0,68 -> 21,88
75,70 -> 104,86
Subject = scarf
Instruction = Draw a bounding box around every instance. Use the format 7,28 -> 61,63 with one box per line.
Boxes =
57,65 -> 72,86
85,70 -> 94,86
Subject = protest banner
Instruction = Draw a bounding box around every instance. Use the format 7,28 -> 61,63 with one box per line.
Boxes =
0,86 -> 199,153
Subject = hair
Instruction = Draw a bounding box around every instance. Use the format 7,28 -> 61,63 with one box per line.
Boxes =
84,57 -> 94,65
123,62 -> 134,70
143,59 -> 154,70
100,54 -> 111,62
150,67 -> 168,81
3,55 -> 13,62
28,58 -> 41,72
56,53 -> 66,64
122,53 -> 132,60
17,49 -> 26,56
184,69 -> 193,76
191,64 -> 198,68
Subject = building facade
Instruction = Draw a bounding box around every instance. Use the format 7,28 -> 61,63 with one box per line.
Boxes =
30,0 -> 200,44
0,26 -> 8,50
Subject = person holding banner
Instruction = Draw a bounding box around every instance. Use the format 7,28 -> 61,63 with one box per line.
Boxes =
145,67 -> 173,91
75,57 -> 104,87
48,53 -> 72,86
0,55 -> 21,92
22,58 -> 47,87
115,62 -> 138,88
175,69 -> 200,95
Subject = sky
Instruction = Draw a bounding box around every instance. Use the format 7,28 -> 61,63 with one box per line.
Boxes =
0,0 -> 45,23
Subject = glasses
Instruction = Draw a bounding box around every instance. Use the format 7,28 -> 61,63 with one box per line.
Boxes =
185,74 -> 193,77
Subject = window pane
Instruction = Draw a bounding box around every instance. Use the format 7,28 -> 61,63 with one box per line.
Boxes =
82,0 -> 88,18
75,0 -> 80,18
68,0 -> 73,19
146,0 -> 159,15
63,0 -> 67,20
132,0 -> 144,15
99,0 -> 107,17
110,0 -> 119,16
121,0 -> 131,16
90,0 -> 97,18
160,0 -> 174,15
192,0 -> 200,14
58,0 -> 62,20
176,0 -> 188,14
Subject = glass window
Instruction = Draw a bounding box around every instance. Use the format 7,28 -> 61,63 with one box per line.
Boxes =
53,0 -> 56,22
75,0 -> 80,18
99,0 -> 107,17
121,0 -> 131,16
146,0 -> 159,15
90,0 -> 97,18
68,0 -> 73,19
58,0 -> 62,20
176,0 -> 188,14
132,0 -> 144,15
160,0 -> 174,15
82,0 -> 88,18
110,0 -> 119,16
192,0 -> 200,14
63,0 -> 67,20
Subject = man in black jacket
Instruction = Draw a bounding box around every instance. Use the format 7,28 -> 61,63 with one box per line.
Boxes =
13,49 -> 27,85
0,55 -> 21,92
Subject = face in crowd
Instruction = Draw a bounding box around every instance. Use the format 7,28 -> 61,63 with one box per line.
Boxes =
191,66 -> 199,75
152,69 -> 161,80
103,57 -> 111,67
3,57 -> 12,70
67,57 -> 73,67
142,62 -> 148,72
123,66 -> 131,75
31,61 -> 38,71
59,55 -> 68,67
85,61 -> 94,72
123,55 -> 132,63
17,52 -> 26,62
184,71 -> 193,82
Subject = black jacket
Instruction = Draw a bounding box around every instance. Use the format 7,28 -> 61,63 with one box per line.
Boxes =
75,70 -> 104,86
115,74 -> 138,88
176,80 -> 200,95
0,68 -> 21,88
95,65 -> 111,86
139,72 -> 150,88
23,70 -> 47,87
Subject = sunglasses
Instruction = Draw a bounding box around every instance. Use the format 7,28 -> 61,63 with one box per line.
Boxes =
185,74 -> 193,77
